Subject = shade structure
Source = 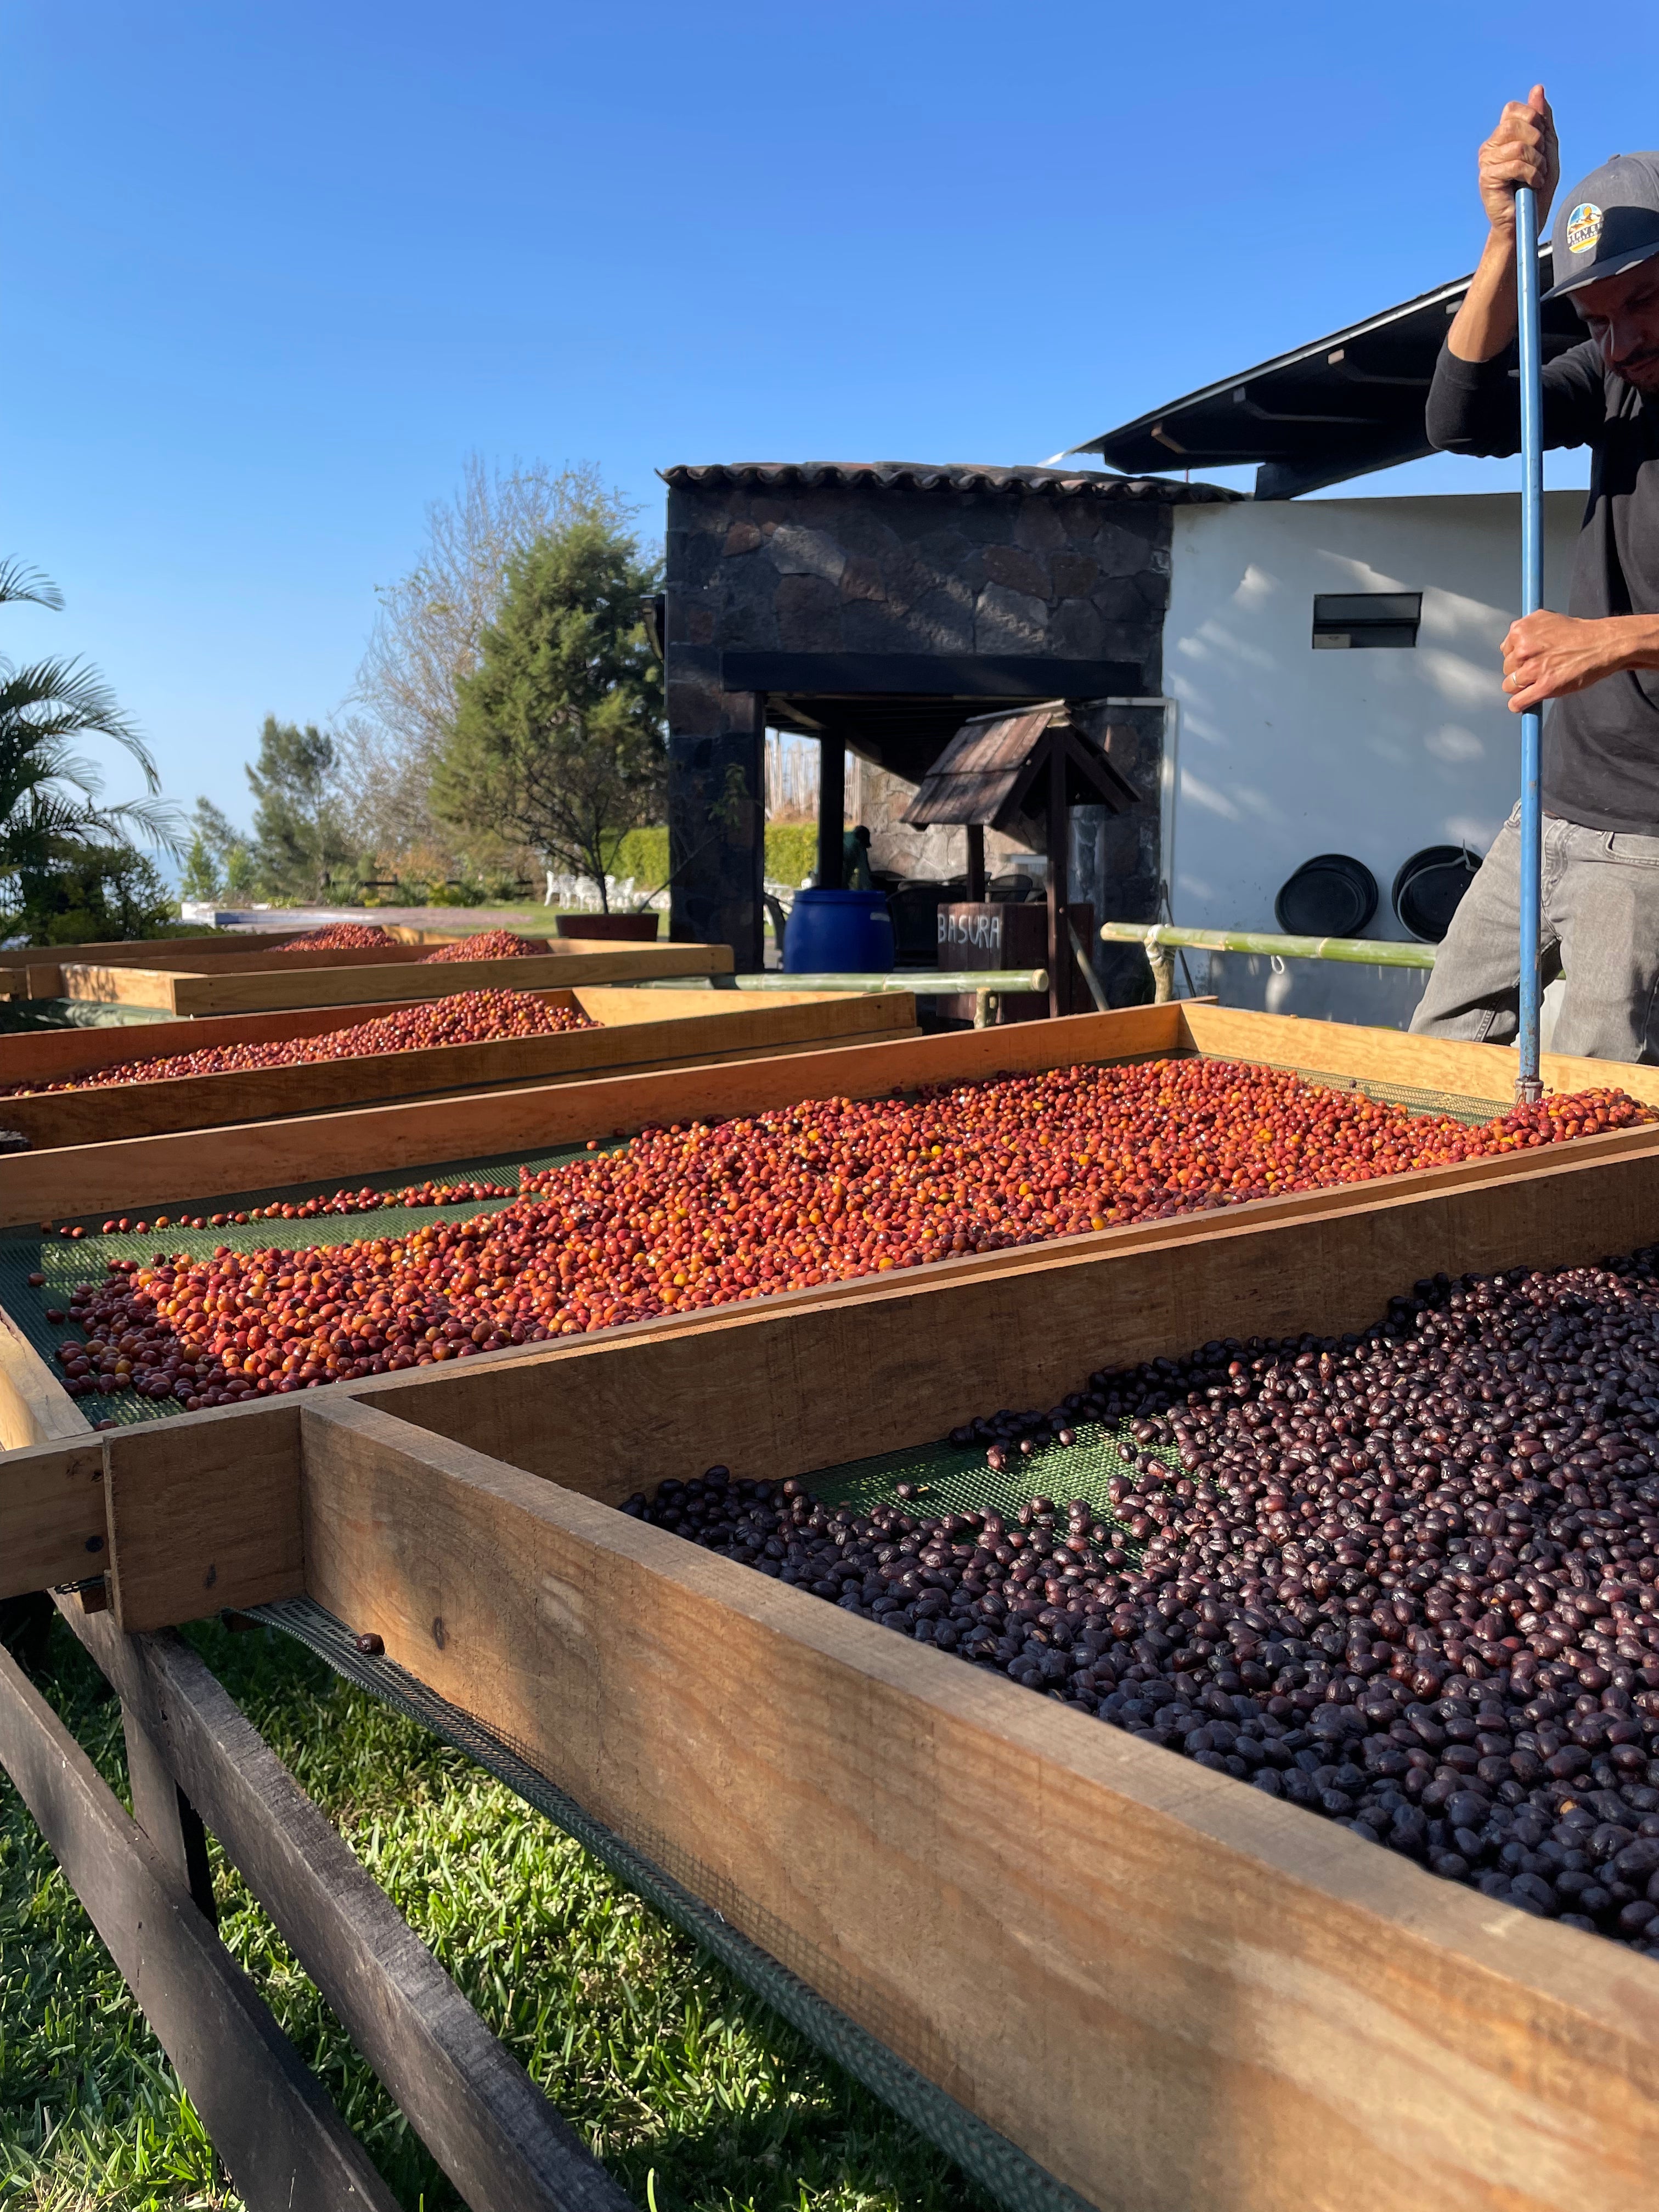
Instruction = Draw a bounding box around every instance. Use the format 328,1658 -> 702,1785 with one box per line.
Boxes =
902,702 -> 1136,1021
901,702 -> 1137,834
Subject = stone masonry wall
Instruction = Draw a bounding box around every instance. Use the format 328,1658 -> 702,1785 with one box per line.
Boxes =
667,479 -> 1171,672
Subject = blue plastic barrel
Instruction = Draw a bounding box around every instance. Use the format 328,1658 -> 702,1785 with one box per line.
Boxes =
782,889 -> 894,974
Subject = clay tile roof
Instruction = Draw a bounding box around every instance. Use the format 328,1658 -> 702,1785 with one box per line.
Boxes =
658,461 -> 1241,503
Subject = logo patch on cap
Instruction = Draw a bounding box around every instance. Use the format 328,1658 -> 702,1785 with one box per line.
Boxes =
1567,201 -> 1605,255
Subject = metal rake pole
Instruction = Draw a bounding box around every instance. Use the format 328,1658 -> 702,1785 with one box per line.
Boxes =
1515,183 -> 1545,1103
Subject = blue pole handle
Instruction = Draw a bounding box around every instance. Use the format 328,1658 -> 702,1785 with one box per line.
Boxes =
1515,184 -> 1545,1101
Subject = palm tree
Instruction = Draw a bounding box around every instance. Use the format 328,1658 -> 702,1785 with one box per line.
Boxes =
0,561 -> 182,919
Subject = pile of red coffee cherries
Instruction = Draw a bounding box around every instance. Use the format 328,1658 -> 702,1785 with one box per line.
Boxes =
420,930 -> 544,962
279,922 -> 397,952
40,1060 -> 1653,1414
0,991 -> 594,1097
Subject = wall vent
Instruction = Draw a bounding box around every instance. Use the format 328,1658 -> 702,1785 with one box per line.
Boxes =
1312,591 -> 1421,649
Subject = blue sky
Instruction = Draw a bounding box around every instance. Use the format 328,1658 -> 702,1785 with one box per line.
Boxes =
5,2 -> 1656,831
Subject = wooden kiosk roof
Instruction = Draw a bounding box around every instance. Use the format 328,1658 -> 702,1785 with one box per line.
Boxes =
901,702 -> 1137,832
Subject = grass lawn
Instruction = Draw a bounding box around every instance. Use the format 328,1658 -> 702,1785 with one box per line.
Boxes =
1,1615 -> 988,2212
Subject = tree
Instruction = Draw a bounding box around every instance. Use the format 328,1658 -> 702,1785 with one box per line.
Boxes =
432,517 -> 663,907
340,455 -> 644,871
245,717 -> 353,901
180,796 -> 256,903
179,832 -> 220,903
20,842 -> 175,944
0,560 -> 182,936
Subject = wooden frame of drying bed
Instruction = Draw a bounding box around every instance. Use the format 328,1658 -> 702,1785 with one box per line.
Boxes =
7,924 -> 491,999
0,985 -> 917,1149
45,938 -> 732,1015
3,998 -> 1659,1456
9,1122 -> 1659,2207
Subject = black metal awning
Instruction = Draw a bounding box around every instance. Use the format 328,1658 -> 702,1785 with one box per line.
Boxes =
1070,245 -> 1588,499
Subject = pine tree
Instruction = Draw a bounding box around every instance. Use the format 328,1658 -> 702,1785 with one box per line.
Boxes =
432,520 -> 663,909
245,717 -> 352,901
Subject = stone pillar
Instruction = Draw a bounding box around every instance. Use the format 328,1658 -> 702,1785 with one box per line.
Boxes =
665,646 -> 764,969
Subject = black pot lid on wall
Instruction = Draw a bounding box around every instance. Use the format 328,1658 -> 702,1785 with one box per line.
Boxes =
1392,844 -> 1480,943
1273,853 -> 1379,938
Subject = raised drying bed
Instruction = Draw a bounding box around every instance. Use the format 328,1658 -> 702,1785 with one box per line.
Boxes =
1,1002 -> 1658,1454
2,928 -> 315,996
9,1113 -> 1659,2208
0,985 -> 915,1149
10,922 -> 539,997
46,936 -> 733,1016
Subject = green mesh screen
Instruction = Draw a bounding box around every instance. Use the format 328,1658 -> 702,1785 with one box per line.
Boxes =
811,1419 -> 1156,1525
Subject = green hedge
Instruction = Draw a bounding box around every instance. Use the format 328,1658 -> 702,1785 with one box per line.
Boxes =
608,823 -> 820,893
608,827 -> 669,889
763,822 -> 817,886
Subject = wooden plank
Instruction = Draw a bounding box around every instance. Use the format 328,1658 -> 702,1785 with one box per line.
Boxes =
61,1600 -> 631,2212
294,1397 -> 1659,2212
67,941 -> 531,980
0,1304 -> 90,1450
0,1001 -> 1182,1223
0,1638 -> 399,2212
0,928 -> 309,973
569,983 -> 895,1029
119,1696 -> 218,1926
0,983 -> 891,1089
0,988 -> 911,1150
106,1403 -> 304,1630
0,992 -> 481,1086
61,941 -> 733,1016
1178,1002 -> 1659,1109
0,1436 -> 105,1599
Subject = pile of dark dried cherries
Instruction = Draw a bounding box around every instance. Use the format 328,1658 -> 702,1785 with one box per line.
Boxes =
629,1251 -> 1659,1951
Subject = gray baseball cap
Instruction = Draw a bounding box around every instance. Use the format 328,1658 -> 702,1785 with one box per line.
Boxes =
1545,152 -> 1659,298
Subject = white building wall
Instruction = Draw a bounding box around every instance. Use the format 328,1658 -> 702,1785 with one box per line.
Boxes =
1164,492 -> 1581,1027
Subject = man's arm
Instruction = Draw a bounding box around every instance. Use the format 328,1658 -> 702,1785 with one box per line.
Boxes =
1426,86 -> 1603,459
1444,86 -> 1559,365
1502,613 -> 1659,711
1435,87 -> 1659,705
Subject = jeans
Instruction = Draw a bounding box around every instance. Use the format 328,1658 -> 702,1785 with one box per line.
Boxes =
1410,806 -> 1659,1063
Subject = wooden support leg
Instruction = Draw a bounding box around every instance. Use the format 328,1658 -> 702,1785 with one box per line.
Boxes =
0,1639 -> 399,2212
59,1598 -> 631,2212
122,1701 -> 218,1929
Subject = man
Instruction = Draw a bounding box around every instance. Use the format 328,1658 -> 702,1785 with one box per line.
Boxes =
1411,87 -> 1659,1061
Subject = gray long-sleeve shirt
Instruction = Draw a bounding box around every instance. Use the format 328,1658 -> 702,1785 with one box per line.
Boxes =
1426,338 -> 1659,831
